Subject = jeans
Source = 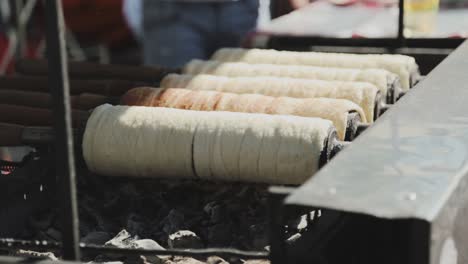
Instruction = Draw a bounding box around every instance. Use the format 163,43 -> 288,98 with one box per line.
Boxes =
142,0 -> 259,68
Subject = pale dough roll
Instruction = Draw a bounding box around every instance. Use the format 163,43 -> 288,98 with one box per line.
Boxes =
203,91 -> 365,140
182,60 -> 394,101
192,112 -> 333,184
185,90 -> 222,111
266,97 -> 363,140
212,48 -> 418,91
83,104 -> 196,179
213,92 -> 239,112
215,93 -> 274,113
82,104 -> 333,184
121,87 -> 365,140
157,87 -> 193,108
160,74 -> 378,122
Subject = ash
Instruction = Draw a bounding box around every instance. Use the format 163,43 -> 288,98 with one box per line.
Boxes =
76,171 -> 270,250
23,167 -> 273,263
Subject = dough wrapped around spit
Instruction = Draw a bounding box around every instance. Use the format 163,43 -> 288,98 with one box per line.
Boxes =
82,104 -> 334,184
183,60 -> 400,103
161,74 -> 379,122
121,87 -> 366,140
211,48 -> 419,91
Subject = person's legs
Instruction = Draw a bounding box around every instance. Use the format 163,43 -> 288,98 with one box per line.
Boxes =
212,0 -> 259,54
142,0 -> 215,68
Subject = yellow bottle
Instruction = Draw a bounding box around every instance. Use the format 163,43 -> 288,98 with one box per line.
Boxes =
404,0 -> 440,36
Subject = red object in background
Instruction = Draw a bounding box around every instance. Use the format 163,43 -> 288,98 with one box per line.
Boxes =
62,0 -> 133,48
0,0 -> 134,75
0,35 -> 42,75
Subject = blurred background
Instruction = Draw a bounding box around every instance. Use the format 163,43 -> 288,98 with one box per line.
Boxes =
0,0 -> 466,74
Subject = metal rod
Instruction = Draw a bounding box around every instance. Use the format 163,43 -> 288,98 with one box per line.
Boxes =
44,0 -> 80,260
83,245 -> 269,260
0,239 -> 269,260
269,37 -> 463,51
398,0 -> 405,45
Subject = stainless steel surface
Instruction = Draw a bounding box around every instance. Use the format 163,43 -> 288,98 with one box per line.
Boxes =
430,162 -> 468,264
286,39 -> 468,222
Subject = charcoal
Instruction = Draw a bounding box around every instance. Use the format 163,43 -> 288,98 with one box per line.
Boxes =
27,169 -> 274,258
100,230 -> 166,263
203,202 -> 223,224
28,211 -> 54,231
206,224 -> 232,246
140,255 -> 170,264
92,254 -> 125,263
105,229 -> 134,248
134,240 -> 167,264
82,231 -> 112,245
127,213 -> 145,235
13,249 -> 58,260
248,224 -> 268,250
168,230 -> 203,249
287,214 -> 308,233
45,227 -> 61,241
296,214 -> 308,231
285,233 -> 301,244
88,261 -> 124,264
163,257 -> 205,264
135,239 -> 165,250
162,210 -> 185,234
242,260 -> 270,264
206,256 -> 229,264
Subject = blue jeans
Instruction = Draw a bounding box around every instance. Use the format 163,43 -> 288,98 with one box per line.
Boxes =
142,0 -> 259,68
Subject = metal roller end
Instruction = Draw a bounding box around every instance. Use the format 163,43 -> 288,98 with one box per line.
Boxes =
344,112 -> 362,141
374,90 -> 391,118
397,91 -> 407,101
379,104 -> 390,116
355,123 -> 370,138
387,76 -> 402,104
319,129 -> 352,168
330,140 -> 351,160
411,72 -> 424,87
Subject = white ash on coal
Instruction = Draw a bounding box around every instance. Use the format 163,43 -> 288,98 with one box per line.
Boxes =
20,167 -> 320,263
12,249 -> 58,260
73,170 -> 271,251
168,230 -> 203,249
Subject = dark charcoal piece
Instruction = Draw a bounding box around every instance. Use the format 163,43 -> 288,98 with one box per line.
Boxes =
81,231 -> 112,245
168,230 -> 204,249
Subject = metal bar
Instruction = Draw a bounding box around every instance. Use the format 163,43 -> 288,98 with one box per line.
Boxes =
268,37 -> 464,50
398,0 -> 405,44
0,256 -> 78,264
83,245 -> 269,259
0,239 -> 269,260
44,0 -> 80,260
